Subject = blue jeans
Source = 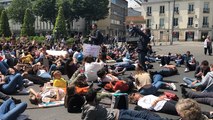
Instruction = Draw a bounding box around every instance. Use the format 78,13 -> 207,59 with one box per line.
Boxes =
48,64 -> 57,74
119,109 -> 163,120
183,77 -> 197,88
0,99 -> 27,120
1,73 -> 24,94
0,61 -> 9,75
139,74 -> 163,95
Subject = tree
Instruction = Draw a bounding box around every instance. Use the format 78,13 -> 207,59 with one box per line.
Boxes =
7,0 -> 32,24
33,0 -> 57,25
73,0 -> 109,33
21,8 -> 36,36
53,6 -> 67,39
0,10 -> 11,37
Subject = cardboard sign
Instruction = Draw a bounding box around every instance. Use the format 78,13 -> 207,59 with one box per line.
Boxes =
46,50 -> 68,57
83,44 -> 101,57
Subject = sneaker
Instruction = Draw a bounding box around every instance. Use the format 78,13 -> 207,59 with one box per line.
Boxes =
159,64 -> 163,67
19,88 -> 29,94
180,83 -> 188,88
184,68 -> 189,72
24,81 -> 34,87
168,83 -> 177,91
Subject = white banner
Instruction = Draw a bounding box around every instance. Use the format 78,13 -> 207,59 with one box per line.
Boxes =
83,44 -> 101,57
46,50 -> 68,57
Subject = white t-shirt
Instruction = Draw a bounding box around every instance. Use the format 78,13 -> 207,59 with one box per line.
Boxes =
137,95 -> 167,111
84,61 -> 105,81
98,75 -> 119,83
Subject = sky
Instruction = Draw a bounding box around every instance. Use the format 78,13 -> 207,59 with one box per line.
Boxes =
127,0 -> 141,8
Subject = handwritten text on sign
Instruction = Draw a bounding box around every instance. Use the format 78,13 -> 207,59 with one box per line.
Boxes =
83,44 -> 101,57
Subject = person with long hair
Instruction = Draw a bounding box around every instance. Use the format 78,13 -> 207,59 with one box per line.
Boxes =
134,64 -> 176,95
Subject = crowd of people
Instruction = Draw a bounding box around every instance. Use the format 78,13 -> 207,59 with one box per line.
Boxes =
0,23 -> 212,120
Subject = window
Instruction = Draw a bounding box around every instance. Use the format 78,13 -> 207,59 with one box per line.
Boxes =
146,19 -> 151,28
203,2 -> 209,13
160,6 -> 165,14
173,18 -> 178,26
159,18 -> 164,28
147,6 -> 152,16
188,17 -> 193,26
188,3 -> 194,13
203,17 -> 209,27
174,5 -> 179,14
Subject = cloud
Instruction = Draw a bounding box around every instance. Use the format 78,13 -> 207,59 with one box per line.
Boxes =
127,0 -> 141,8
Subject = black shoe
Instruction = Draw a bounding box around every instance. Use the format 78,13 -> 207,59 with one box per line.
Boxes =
11,97 -> 22,104
180,86 -> 188,98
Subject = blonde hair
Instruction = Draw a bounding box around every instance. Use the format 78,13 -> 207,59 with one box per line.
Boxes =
176,99 -> 202,120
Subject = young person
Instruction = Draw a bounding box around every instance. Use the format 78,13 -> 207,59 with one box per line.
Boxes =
82,89 -> 165,120
129,92 -> 178,115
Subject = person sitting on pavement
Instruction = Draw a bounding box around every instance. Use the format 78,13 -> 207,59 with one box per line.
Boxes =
82,89 -> 165,120
52,70 -> 67,89
181,60 -> 210,88
134,64 -> 177,95
129,92 -> 178,115
182,64 -> 213,92
183,51 -> 197,72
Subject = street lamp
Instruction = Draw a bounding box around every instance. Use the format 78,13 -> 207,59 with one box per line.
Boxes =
170,0 -> 176,45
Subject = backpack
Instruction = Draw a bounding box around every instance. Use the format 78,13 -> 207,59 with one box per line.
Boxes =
64,86 -> 85,113
64,94 -> 85,113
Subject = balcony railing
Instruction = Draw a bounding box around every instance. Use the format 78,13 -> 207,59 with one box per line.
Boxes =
202,23 -> 209,28
174,10 -> 179,14
159,12 -> 165,16
187,25 -> 194,28
188,10 -> 195,14
146,12 -> 152,16
203,8 -> 210,13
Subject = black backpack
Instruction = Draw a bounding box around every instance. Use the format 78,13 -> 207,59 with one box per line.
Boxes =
64,94 -> 85,113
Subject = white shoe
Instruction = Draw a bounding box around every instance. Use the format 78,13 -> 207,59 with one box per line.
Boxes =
24,81 -> 34,87
184,68 -> 189,72
159,64 -> 163,67
19,88 -> 29,94
170,83 -> 177,91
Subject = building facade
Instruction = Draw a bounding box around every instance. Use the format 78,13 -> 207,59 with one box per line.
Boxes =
141,0 -> 213,41
96,0 -> 128,36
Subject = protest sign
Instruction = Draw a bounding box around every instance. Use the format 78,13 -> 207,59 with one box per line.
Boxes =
83,44 -> 101,57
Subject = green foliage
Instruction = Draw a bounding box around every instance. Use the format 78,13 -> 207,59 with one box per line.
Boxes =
53,6 -> 67,38
33,0 -> 57,25
66,37 -> 75,45
0,10 -> 11,37
72,0 -> 109,21
0,6 -> 4,17
7,0 -> 32,24
21,8 -> 36,36
73,0 -> 109,33
33,36 -> 45,43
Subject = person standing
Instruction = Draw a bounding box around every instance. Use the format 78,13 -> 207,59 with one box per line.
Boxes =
130,25 -> 151,71
204,36 -> 212,55
90,23 -> 103,46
